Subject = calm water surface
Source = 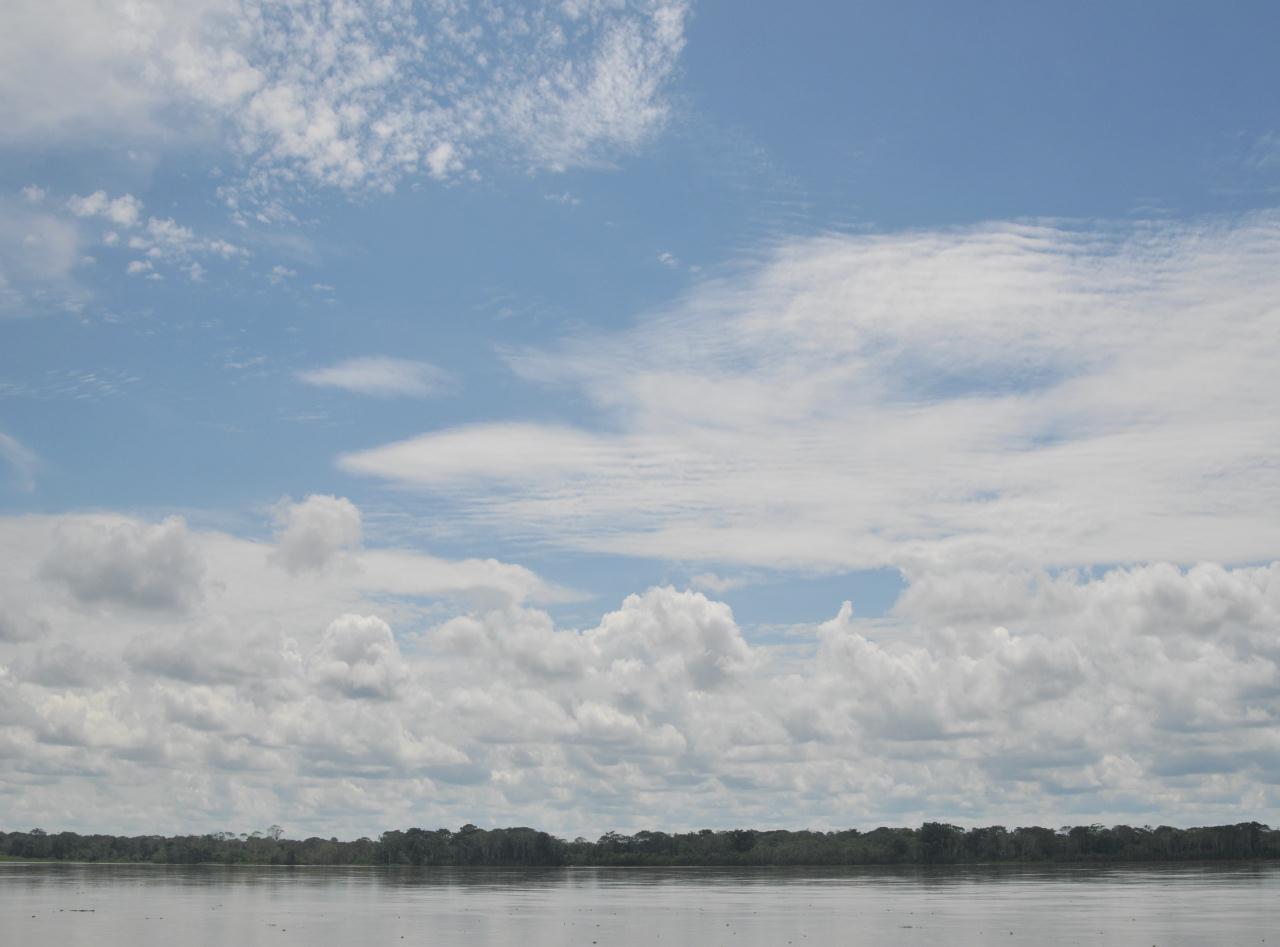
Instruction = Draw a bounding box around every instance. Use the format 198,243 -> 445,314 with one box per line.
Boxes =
1,862 -> 1276,946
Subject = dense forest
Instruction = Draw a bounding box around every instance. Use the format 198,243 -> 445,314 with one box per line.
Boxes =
2,822 -> 1277,867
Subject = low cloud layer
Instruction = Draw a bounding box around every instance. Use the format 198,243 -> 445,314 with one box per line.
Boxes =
0,502 -> 1276,837
40,516 -> 206,612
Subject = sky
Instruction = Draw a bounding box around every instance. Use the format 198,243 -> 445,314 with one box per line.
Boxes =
1,0 -> 1279,840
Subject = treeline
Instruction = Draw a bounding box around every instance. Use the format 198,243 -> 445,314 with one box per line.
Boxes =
570,822 -> 1280,865
0,825 -> 564,867
2,822 -> 1277,867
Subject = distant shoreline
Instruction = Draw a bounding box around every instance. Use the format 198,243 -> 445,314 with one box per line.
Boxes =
3,857 -> 1279,871
3,822 -> 1276,868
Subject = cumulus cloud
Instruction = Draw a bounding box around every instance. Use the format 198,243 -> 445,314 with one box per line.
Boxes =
66,191 -> 144,228
124,618 -> 300,690
40,515 -> 206,611
0,0 -> 689,197
2,552 -> 1277,836
341,212 -> 1280,573
16,642 -> 118,688
271,494 -> 362,573
125,214 -> 246,266
298,357 -> 451,398
0,608 -> 48,643
308,614 -> 408,700
590,586 -> 753,694
0,503 -> 576,827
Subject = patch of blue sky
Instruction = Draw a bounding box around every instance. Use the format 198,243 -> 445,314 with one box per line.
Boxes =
3,0 -> 1280,630
688,0 -> 1280,224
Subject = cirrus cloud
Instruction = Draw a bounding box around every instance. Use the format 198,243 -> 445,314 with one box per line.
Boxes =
340,212 -> 1280,574
298,356 -> 451,398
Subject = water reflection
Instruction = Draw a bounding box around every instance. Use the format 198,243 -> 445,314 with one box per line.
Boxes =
2,862 -> 1275,947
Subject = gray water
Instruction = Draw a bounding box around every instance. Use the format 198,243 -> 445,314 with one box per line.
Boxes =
1,862 -> 1276,946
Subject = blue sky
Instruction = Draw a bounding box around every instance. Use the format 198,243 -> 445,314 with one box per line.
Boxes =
1,1 -> 1279,836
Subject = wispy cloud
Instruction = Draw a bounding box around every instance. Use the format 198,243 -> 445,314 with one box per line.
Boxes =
3,186 -> 254,310
342,212 -> 1280,572
0,194 -> 86,314
689,571 -> 748,594
0,368 -> 141,402
299,356 -> 452,398
268,264 -> 297,284
0,431 -> 38,491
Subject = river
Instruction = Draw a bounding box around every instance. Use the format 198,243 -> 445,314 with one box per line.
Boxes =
2,862 -> 1276,945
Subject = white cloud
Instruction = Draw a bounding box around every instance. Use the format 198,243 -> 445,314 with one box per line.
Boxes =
689,572 -> 747,594
14,642 -> 114,688
496,0 -> 688,172
308,614 -> 408,700
3,186 -> 248,307
0,502 -> 579,831
299,356 -> 451,398
268,264 -> 296,284
1,540 -> 1277,835
123,617 -> 296,688
425,142 -> 457,180
340,212 -> 1280,573
0,608 -> 47,643
66,191 -> 144,228
271,494 -> 362,574
544,191 -> 581,206
0,0 -> 689,197
127,215 -> 246,262
39,515 -> 206,612
0,431 -> 38,491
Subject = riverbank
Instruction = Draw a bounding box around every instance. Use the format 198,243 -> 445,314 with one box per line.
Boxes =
4,822 -> 1276,868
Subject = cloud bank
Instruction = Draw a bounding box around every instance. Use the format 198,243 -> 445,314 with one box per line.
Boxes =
0,501 -> 1276,836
